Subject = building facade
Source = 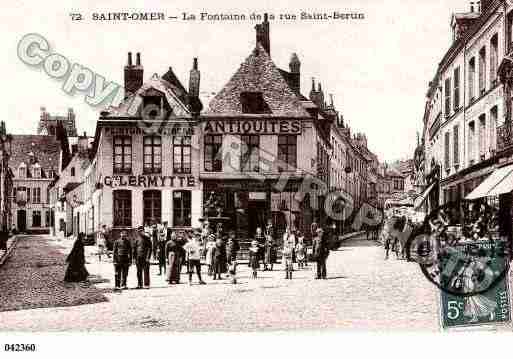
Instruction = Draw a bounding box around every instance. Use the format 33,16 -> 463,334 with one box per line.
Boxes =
38,107 -> 78,137
0,121 -> 13,233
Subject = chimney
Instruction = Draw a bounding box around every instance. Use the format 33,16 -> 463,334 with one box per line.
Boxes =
255,13 -> 270,55
289,53 -> 301,94
124,51 -> 144,98
189,58 -> 200,98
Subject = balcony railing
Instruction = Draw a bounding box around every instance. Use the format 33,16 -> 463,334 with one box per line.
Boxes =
497,122 -> 513,152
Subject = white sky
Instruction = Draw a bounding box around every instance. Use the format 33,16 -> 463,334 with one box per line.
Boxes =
0,0 -> 470,162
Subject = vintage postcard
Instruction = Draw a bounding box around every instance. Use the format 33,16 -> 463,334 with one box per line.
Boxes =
1,0 -> 513,356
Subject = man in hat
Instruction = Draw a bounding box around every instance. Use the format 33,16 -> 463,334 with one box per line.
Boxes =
113,230 -> 132,290
312,228 -> 329,279
184,229 -> 206,285
133,225 -> 153,289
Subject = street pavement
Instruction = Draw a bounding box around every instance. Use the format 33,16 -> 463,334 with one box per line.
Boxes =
0,233 -> 442,331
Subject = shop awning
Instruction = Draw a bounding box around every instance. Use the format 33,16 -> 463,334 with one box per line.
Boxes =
466,164 -> 513,200
414,182 -> 436,210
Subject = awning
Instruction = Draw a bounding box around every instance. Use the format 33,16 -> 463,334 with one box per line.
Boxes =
414,182 -> 436,210
466,164 -> 513,200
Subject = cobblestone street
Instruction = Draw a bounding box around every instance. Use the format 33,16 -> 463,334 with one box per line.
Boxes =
0,234 -> 441,331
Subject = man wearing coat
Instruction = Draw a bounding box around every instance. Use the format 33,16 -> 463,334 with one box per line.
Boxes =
312,228 -> 329,280
133,226 -> 153,289
113,230 -> 132,290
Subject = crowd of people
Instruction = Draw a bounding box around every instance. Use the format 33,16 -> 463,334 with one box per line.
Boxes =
64,220 -> 334,288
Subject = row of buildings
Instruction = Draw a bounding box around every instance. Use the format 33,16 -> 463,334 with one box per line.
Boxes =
417,1 -> 513,236
6,16 -> 410,242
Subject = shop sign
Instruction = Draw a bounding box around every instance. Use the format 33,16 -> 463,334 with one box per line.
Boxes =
103,175 -> 196,188
104,125 -> 194,137
249,192 -> 266,201
203,119 -> 301,135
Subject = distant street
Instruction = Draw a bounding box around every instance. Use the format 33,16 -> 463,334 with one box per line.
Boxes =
0,234 -> 442,331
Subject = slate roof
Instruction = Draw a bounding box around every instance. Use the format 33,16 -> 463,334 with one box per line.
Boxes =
102,73 -> 192,119
206,43 -> 310,118
10,135 -> 61,177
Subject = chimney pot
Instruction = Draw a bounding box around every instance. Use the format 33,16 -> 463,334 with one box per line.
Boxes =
136,52 -> 141,66
128,52 -> 133,66
193,57 -> 198,70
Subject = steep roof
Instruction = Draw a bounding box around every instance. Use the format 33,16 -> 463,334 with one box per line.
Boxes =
10,135 -> 61,174
206,43 -> 310,118
102,73 -> 192,119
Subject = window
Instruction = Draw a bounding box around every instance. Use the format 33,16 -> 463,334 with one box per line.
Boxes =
26,188 -> 31,203
113,190 -> 131,227
490,34 -> 499,86
240,92 -> 268,114
173,136 -> 191,174
173,190 -> 191,227
32,166 -> 41,178
143,190 -> 161,225
453,125 -> 459,166
18,166 -> 26,178
240,135 -> 260,172
444,78 -> 451,117
204,135 -> 222,172
32,187 -> 41,204
143,135 -> 162,174
508,11 -> 513,52
469,57 -> 476,102
278,135 -> 297,171
468,121 -> 476,164
113,136 -> 132,174
444,131 -> 450,171
32,210 -> 41,227
479,47 -> 487,94
453,67 -> 460,110
70,167 -> 75,177
479,114 -> 487,158
490,106 -> 498,153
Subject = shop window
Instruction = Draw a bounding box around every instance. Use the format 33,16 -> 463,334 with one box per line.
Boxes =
173,136 -> 191,174
241,135 -> 260,172
173,190 -> 191,227
113,190 -> 132,227
32,210 -> 41,227
113,136 -> 132,174
143,135 -> 162,174
204,135 -> 222,172
143,190 -> 161,225
277,135 -> 297,171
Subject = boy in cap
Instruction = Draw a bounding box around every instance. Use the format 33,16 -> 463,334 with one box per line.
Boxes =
184,230 -> 206,285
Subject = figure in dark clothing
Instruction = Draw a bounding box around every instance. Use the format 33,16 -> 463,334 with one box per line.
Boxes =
254,227 -> 265,269
157,225 -> 167,275
312,228 -> 329,279
226,231 -> 240,284
112,231 -> 132,290
64,236 -> 89,282
248,240 -> 260,279
165,234 -> 183,284
212,236 -> 227,280
151,224 -> 158,260
133,226 -> 152,289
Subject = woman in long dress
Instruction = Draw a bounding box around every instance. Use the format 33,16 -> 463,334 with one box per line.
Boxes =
64,236 -> 89,282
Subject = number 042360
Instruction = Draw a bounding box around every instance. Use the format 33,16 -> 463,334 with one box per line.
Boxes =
4,344 -> 36,352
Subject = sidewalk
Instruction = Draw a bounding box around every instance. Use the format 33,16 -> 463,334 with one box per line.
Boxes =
0,234 -> 19,267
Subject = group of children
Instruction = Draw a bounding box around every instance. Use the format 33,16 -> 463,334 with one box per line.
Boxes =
248,228 -> 307,279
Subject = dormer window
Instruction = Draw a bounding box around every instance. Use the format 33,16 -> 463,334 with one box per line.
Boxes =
32,164 -> 41,178
18,163 -> 26,178
141,88 -> 170,119
240,92 -> 270,114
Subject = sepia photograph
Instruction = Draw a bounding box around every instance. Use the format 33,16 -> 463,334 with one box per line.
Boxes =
1,0 -> 513,356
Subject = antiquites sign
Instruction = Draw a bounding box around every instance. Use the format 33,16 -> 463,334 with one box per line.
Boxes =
103,175 -> 196,188
203,119 -> 302,135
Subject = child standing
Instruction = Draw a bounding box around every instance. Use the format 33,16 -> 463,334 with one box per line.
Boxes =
282,236 -> 294,279
248,240 -> 260,279
205,234 -> 216,276
295,236 -> 306,269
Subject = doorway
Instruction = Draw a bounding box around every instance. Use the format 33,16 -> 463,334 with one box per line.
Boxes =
247,200 -> 268,237
17,210 -> 27,232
